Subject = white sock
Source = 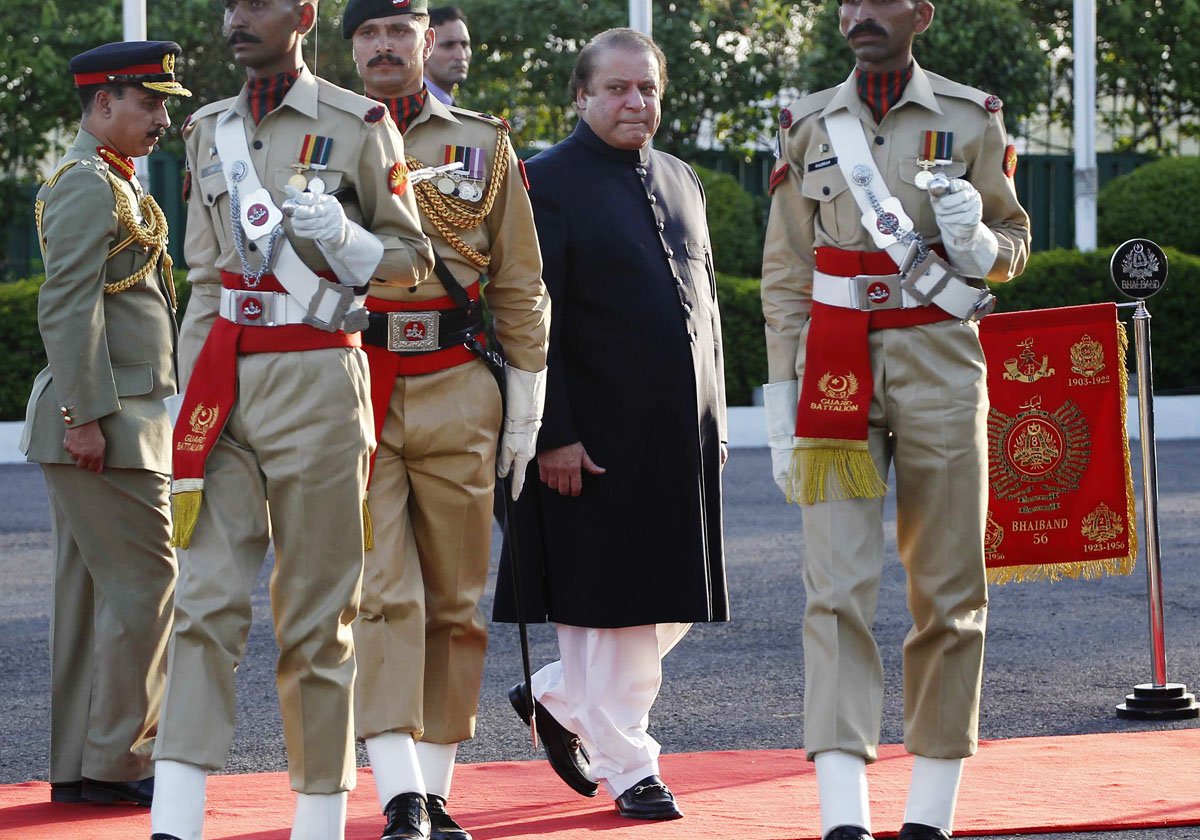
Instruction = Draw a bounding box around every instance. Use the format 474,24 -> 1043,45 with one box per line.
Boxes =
290,791 -> 348,840
365,732 -> 425,810
415,741 -> 458,800
150,760 -> 207,840
903,756 -> 963,830
814,750 -> 871,838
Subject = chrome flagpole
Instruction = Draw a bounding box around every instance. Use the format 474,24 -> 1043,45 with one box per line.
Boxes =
1110,239 -> 1198,720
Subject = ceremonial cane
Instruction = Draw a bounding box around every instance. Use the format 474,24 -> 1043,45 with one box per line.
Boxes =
500,471 -> 539,749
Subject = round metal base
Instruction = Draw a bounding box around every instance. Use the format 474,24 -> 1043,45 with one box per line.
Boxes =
1116,682 -> 1200,720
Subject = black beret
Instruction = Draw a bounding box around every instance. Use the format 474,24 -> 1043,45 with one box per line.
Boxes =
343,0 -> 430,39
70,40 -> 191,97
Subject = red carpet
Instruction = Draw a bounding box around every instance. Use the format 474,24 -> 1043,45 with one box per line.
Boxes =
2,729 -> 1198,838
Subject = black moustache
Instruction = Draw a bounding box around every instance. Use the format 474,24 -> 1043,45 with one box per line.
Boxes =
367,54 -> 404,67
228,31 -> 262,45
848,22 -> 888,38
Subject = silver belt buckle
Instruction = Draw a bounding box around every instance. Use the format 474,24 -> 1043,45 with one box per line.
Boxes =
231,290 -> 278,326
853,274 -> 903,310
387,311 -> 440,352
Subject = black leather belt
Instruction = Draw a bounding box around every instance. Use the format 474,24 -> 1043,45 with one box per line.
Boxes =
362,303 -> 484,353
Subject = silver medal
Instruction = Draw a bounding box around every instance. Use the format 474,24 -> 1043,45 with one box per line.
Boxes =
308,177 -> 326,196
437,176 -> 456,195
914,170 -> 933,190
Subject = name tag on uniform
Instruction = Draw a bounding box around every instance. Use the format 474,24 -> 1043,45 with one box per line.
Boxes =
239,187 -> 282,241
808,157 -> 838,172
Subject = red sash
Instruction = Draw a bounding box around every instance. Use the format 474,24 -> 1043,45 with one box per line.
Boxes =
791,246 -> 952,503
169,272 -> 358,547
363,283 -> 483,485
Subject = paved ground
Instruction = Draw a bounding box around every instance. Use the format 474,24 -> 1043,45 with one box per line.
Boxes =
2,444 -> 1198,840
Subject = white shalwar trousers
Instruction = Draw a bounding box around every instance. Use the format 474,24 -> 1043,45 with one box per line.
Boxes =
532,623 -> 691,798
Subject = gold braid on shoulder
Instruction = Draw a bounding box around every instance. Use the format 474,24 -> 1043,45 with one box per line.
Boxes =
35,161 -> 176,311
104,172 -> 176,310
408,126 -> 509,270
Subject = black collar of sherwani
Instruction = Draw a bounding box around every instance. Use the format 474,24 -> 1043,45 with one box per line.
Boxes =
241,66 -> 305,124
380,86 -> 429,135
572,118 -> 652,166
821,60 -> 942,124
855,62 -> 914,123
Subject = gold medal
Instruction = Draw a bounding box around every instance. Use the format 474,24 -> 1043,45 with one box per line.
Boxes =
287,172 -> 308,191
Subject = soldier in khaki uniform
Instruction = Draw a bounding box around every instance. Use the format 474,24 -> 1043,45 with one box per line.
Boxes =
148,1 -> 433,838
22,40 -> 189,808
342,2 -> 550,838
760,3 -> 1030,840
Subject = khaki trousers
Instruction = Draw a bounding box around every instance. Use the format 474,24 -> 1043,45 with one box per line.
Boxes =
800,319 -> 989,762
42,464 -> 176,783
354,359 -> 501,743
153,347 -> 373,793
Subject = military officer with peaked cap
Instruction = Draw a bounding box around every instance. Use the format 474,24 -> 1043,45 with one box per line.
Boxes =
146,0 -> 433,837
22,40 -> 189,807
342,1 -> 549,837
760,1 -> 1030,839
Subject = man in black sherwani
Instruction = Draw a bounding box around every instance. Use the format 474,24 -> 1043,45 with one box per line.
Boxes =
495,27 -> 728,823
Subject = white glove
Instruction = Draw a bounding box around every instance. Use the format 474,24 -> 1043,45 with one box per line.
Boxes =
497,366 -> 547,501
930,178 -> 999,279
763,379 -> 799,498
283,185 -> 382,287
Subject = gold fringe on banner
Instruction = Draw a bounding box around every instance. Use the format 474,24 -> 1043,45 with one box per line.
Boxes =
1115,319 -> 1139,569
788,440 -> 888,505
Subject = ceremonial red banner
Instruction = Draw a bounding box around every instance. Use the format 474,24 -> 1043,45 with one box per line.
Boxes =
979,303 -> 1137,583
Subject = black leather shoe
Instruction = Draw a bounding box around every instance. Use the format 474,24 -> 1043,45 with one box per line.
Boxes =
80,776 -> 154,806
382,791 -> 431,840
825,826 -> 875,840
508,683 -> 598,797
151,835 -> 183,840
898,823 -> 951,840
50,780 -> 84,803
427,794 -> 471,840
614,775 -> 683,820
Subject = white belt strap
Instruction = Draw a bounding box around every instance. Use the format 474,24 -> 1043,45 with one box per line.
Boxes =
213,111 -> 363,331
822,109 -> 994,321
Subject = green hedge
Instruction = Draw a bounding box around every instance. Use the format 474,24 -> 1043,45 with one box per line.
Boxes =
694,165 -> 764,277
0,274 -> 193,421
4,252 -> 1197,420
1098,157 -> 1200,255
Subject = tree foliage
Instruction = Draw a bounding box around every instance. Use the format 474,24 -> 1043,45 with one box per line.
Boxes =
795,0 -> 1048,130
458,1 -> 806,157
1019,0 -> 1200,153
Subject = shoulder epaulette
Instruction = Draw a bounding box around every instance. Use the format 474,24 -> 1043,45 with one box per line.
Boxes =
447,105 -> 510,133
924,71 -> 1002,113
187,96 -> 237,125
316,78 -> 385,122
780,88 -> 839,128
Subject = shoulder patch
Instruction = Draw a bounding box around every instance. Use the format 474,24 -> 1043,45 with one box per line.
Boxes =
388,161 -> 409,196
1003,144 -> 1018,178
365,104 -> 387,124
985,95 -> 1003,113
768,161 -> 790,196
779,108 -> 793,130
